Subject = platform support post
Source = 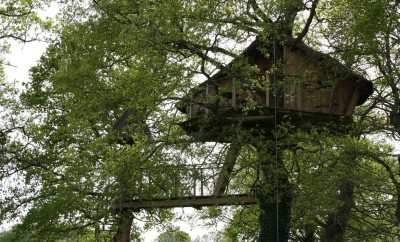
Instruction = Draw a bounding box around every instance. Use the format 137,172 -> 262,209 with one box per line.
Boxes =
113,210 -> 134,242
213,143 -> 241,195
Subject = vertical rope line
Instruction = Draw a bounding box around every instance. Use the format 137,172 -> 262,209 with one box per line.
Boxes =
273,39 -> 280,242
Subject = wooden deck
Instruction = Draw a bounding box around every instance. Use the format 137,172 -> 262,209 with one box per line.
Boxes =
179,107 -> 350,142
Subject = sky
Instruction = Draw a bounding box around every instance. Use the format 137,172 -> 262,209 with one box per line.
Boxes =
4,41 -> 47,87
0,40 -> 48,233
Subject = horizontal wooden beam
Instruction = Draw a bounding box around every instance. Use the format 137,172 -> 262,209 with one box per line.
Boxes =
226,115 -> 274,121
112,194 -> 257,210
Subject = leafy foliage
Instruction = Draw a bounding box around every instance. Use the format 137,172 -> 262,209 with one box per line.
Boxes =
0,0 -> 399,241
158,228 -> 191,242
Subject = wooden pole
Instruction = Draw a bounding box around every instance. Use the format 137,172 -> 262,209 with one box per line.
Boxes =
265,75 -> 270,107
232,79 -> 237,109
213,143 -> 242,195
193,171 -> 197,196
200,169 -> 204,196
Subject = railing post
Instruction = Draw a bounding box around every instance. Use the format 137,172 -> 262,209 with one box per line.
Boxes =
265,75 -> 270,107
139,168 -> 143,194
189,95 -> 193,118
200,169 -> 204,196
232,79 -> 237,109
205,83 -> 209,115
173,174 -> 177,197
193,168 -> 197,196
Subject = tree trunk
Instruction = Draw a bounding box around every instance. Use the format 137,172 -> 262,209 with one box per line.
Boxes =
301,225 -> 316,242
113,210 -> 134,242
95,224 -> 101,242
396,195 -> 400,226
256,147 -> 293,242
111,109 -> 149,242
323,180 -> 354,242
113,161 -> 134,242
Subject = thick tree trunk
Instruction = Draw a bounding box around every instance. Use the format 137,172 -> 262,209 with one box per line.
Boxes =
113,210 -> 134,242
111,109 -> 149,242
256,148 -> 293,242
323,180 -> 354,242
301,225 -> 316,242
396,195 -> 400,226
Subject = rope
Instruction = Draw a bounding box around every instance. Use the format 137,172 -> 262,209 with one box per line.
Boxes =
273,39 -> 280,242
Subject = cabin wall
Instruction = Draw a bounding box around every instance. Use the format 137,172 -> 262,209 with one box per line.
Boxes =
284,47 -> 340,115
185,45 -> 361,119
186,83 -> 217,117
188,54 -> 273,118
332,78 -> 358,116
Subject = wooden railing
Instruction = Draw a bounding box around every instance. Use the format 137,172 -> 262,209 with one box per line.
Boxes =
112,164 -> 257,210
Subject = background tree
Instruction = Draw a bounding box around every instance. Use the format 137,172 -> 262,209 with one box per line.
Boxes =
158,228 -> 191,242
0,0 -> 49,46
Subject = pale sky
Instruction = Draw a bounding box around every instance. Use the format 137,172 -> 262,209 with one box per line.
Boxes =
4,41 -> 48,86
0,40 -> 48,233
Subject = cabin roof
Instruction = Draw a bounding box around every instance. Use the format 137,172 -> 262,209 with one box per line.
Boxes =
179,36 -> 373,112
284,37 -> 373,105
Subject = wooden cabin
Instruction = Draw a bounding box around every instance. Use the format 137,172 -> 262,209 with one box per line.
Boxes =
176,37 -> 373,141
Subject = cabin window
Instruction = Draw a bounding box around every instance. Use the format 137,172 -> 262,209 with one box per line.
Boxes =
221,92 -> 232,98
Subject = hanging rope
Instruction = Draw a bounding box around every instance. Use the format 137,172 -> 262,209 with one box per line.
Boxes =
273,38 -> 280,242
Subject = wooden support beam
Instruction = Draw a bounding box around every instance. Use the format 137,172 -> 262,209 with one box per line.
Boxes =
112,194 -> 257,210
213,143 -> 241,195
344,88 -> 359,117
225,115 -> 274,122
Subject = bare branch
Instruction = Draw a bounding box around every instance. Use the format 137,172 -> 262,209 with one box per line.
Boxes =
0,10 -> 31,17
0,34 -> 37,43
249,0 -> 272,24
174,39 -> 238,58
296,0 -> 319,41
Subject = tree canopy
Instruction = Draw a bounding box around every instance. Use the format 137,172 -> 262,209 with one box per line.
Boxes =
0,0 -> 400,241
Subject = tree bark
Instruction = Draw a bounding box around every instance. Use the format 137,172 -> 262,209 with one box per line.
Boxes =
113,108 -> 152,242
113,210 -> 134,242
301,225 -> 316,242
323,180 -> 354,242
396,195 -> 400,226
256,147 -> 293,242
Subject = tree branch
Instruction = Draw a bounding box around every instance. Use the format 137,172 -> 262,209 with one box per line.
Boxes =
0,10 -> 31,17
296,0 -> 319,41
0,34 -> 37,43
249,0 -> 272,24
174,39 -> 238,58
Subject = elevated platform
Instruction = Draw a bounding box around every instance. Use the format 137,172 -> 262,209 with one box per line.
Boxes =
112,194 -> 257,210
180,107 -> 351,142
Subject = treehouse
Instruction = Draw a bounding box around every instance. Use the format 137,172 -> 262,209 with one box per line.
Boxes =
176,37 -> 373,142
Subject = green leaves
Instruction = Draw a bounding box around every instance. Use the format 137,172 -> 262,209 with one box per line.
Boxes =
158,227 -> 191,242
1,0 -> 399,241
